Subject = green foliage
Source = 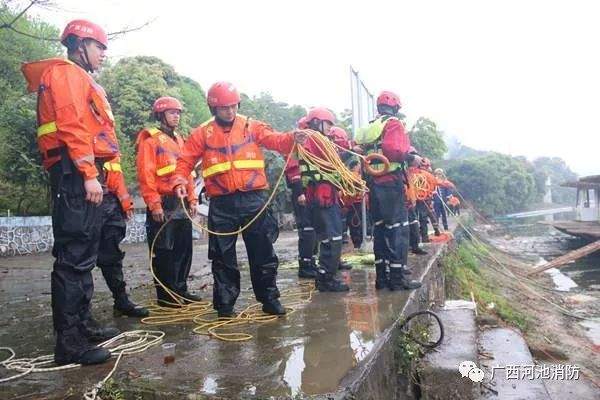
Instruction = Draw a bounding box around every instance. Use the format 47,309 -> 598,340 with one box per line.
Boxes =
409,117 -> 447,160
445,153 -> 537,216
0,7 -> 60,214
533,157 -> 578,204
443,241 -> 530,331
240,93 -> 306,214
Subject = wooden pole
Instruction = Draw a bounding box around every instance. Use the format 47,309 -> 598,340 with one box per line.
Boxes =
527,239 -> 600,276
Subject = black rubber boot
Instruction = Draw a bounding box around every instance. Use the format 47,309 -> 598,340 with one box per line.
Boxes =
81,318 -> 120,343
389,264 -> 422,291
262,298 -> 286,315
411,247 -> 428,255
78,347 -> 112,365
298,258 -> 318,278
217,309 -> 235,318
375,260 -> 389,290
114,295 -> 149,318
55,328 -> 111,366
179,291 -> 203,303
316,273 -> 350,292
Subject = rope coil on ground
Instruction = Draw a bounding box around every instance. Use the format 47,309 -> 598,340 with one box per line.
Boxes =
1,330 -> 165,400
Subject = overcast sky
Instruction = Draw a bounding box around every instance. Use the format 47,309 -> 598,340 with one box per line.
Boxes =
27,0 -> 600,175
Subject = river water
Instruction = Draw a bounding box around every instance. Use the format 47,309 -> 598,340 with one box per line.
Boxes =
484,212 -> 600,349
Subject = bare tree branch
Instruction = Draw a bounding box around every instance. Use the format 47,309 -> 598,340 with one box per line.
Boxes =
3,0 -> 36,27
3,23 -> 58,40
107,17 -> 157,39
1,0 -> 156,42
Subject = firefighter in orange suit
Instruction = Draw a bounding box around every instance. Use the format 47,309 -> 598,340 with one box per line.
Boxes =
21,19 -> 128,365
136,96 -> 200,306
172,81 -> 307,318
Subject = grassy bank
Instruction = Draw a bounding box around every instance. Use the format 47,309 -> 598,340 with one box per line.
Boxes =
442,240 -> 530,332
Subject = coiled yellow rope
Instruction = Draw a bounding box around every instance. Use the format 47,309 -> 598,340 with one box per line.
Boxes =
296,130 -> 369,198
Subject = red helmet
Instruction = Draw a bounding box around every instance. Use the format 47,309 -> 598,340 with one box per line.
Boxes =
297,116 -> 308,129
329,126 -> 349,141
328,126 -> 350,148
153,96 -> 183,113
61,19 -> 108,48
376,91 -> 401,108
207,81 -> 241,107
306,107 -> 336,124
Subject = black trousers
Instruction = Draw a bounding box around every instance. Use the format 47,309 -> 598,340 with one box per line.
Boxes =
290,186 -> 317,265
310,199 -> 343,279
97,193 -> 128,301
208,191 -> 280,313
146,196 -> 193,302
407,206 -> 420,250
416,200 -> 438,241
50,157 -> 104,360
434,201 -> 449,230
345,203 -> 363,249
369,181 -> 409,284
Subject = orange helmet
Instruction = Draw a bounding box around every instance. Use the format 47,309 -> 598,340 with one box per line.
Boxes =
306,107 -> 336,124
61,19 -> 108,48
328,126 -> 349,148
207,81 -> 240,107
297,116 -> 309,129
153,96 -> 183,113
376,91 -> 401,108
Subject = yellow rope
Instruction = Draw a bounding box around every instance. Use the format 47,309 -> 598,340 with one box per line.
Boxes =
140,150 -> 316,341
296,129 -> 369,198
140,129 -> 371,340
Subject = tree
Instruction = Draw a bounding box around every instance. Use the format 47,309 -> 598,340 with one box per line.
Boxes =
240,93 -> 306,214
99,56 -> 211,188
0,6 -> 61,215
532,157 -> 578,204
446,153 -> 537,216
409,117 -> 447,160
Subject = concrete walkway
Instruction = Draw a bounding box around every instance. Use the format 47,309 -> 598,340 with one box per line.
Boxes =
0,226 -> 454,399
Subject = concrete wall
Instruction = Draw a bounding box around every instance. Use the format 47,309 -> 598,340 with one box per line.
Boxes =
0,214 -> 149,257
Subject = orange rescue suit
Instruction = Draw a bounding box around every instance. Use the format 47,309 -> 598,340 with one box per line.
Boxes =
172,115 -> 295,197
103,157 -> 134,213
136,127 -> 197,212
22,58 -> 119,180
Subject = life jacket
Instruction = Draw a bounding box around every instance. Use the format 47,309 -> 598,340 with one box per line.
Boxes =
199,115 -> 268,197
354,115 -> 405,174
21,58 -> 119,170
299,134 -> 341,187
136,127 -> 186,196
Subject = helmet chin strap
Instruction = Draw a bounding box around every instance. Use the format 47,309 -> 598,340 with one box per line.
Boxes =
160,115 -> 176,134
81,41 -> 95,73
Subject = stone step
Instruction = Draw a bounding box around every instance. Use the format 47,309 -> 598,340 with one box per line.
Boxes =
420,300 -> 479,400
478,328 -> 550,399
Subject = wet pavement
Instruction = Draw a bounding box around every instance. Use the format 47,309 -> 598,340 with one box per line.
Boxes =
0,229 -> 452,399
